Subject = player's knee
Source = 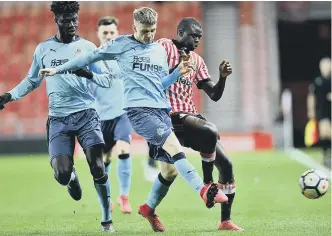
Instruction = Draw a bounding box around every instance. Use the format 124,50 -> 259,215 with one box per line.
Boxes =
200,123 -> 219,154
51,155 -> 73,186
115,140 -> 130,156
90,161 -> 106,182
162,132 -> 183,157
161,169 -> 178,181
104,151 -> 112,163
165,168 -> 178,180
85,145 -> 107,183
203,123 -> 219,143
160,163 -> 178,180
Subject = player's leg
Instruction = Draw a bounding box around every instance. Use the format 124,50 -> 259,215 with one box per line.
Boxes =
77,109 -> 113,232
145,156 -> 160,183
100,119 -> 116,177
126,107 -> 226,208
139,160 -> 178,232
113,113 -> 133,213
214,141 -> 243,231
318,118 -> 331,168
162,132 -> 226,206
47,117 -> 82,201
100,119 -> 116,212
179,114 -> 219,184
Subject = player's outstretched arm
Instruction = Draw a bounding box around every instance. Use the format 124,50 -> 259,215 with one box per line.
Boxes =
197,59 -> 232,102
39,41 -> 122,88
39,49 -> 105,77
86,59 -> 115,88
161,50 -> 193,89
0,45 -> 45,110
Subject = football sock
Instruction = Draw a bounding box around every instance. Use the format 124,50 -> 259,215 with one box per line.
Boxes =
117,154 -> 132,196
146,173 -> 175,209
219,183 -> 236,221
94,175 -> 111,223
173,152 -> 205,193
104,161 -> 111,176
201,160 -> 214,184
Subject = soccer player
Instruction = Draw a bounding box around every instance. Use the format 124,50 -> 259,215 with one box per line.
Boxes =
98,16 -> 159,184
39,6 -> 227,226
95,16 -> 132,214
0,2 -> 114,232
307,57 -> 331,168
144,17 -> 243,231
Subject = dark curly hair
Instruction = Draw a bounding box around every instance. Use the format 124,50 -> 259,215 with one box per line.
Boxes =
50,1 -> 80,16
177,17 -> 201,34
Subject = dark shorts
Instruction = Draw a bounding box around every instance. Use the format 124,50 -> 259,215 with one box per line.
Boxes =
148,112 -> 219,163
46,109 -> 104,162
101,113 -> 132,153
125,107 -> 172,147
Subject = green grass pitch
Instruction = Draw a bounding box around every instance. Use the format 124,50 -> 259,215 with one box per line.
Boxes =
0,150 -> 330,236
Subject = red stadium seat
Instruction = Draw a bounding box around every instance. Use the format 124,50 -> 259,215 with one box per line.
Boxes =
1,2 -> 202,136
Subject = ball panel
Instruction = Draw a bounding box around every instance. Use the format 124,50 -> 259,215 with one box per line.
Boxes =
302,188 -> 319,199
317,178 -> 329,195
303,172 -> 320,187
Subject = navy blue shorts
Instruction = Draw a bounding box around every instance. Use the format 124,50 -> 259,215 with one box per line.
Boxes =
148,113 -> 220,164
125,107 -> 172,147
46,109 -> 104,162
101,113 -> 132,153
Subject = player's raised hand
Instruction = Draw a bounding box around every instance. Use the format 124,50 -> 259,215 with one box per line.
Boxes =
219,60 -> 232,78
178,48 -> 194,76
179,48 -> 189,62
39,68 -> 56,77
0,93 -> 12,110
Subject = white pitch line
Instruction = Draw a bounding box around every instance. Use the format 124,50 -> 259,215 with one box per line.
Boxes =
286,148 -> 332,177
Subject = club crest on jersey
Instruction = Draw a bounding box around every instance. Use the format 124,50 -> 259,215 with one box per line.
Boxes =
132,56 -> 162,73
75,48 -> 82,55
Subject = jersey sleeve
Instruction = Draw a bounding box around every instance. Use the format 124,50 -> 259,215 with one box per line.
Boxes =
194,56 -> 211,84
9,44 -> 44,101
56,36 -> 127,74
87,43 -> 114,88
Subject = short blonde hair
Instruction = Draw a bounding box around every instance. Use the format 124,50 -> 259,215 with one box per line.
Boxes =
133,7 -> 158,25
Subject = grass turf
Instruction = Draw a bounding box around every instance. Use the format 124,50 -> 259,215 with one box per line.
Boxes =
0,150 -> 330,235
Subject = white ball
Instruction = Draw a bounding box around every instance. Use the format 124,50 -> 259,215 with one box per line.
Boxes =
299,169 -> 329,199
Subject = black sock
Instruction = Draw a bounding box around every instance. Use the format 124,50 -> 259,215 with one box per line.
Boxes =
222,192 -> 235,221
202,160 -> 214,184
148,157 -> 157,168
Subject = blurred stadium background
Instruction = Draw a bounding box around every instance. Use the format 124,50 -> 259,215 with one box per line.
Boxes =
0,1 -> 331,236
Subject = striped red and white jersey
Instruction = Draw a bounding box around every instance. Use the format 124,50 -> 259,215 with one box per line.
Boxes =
157,38 -> 211,114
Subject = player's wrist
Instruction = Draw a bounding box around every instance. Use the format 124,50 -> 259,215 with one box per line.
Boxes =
219,73 -> 227,80
2,93 -> 12,102
173,67 -> 182,77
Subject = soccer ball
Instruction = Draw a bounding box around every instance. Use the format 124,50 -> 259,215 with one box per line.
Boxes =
299,169 -> 329,199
